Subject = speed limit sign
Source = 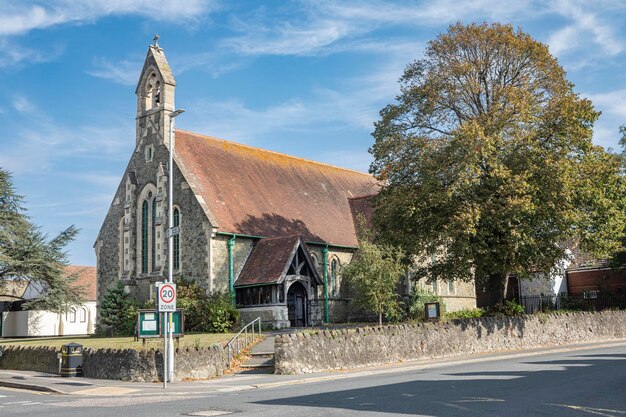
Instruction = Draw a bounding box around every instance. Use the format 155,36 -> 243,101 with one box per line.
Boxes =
157,283 -> 177,312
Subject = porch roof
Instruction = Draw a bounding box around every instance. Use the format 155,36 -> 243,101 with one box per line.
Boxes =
235,235 -> 321,287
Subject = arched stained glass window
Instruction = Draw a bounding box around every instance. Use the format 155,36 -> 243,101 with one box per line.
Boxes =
151,199 -> 157,270
173,208 -> 180,270
142,200 -> 149,273
331,259 -> 338,297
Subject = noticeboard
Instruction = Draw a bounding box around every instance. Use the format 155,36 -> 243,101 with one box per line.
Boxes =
424,302 -> 440,320
166,309 -> 185,337
138,310 -> 161,338
137,309 -> 184,338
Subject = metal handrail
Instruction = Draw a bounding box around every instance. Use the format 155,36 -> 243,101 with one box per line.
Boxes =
225,317 -> 261,368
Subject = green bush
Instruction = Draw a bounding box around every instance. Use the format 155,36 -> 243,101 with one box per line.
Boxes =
445,308 -> 485,320
485,299 -> 524,317
98,282 -> 138,336
206,292 -> 240,333
175,278 -> 239,333
407,286 -> 445,321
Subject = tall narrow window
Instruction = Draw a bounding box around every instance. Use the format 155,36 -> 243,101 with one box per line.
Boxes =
142,200 -> 149,273
119,217 -> 125,274
151,199 -> 157,270
331,259 -> 338,297
173,208 -> 180,270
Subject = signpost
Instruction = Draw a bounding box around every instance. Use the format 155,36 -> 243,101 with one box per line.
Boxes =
157,282 -> 176,387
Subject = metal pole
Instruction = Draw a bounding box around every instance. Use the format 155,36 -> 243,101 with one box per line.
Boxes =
167,109 -> 184,384
163,312 -> 167,388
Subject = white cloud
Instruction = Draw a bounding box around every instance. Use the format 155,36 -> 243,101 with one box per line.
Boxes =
12,96 -> 37,113
87,57 -> 141,86
585,89 -> 626,118
0,96 -> 133,174
0,0 -> 219,36
548,0 -> 624,58
222,0 -> 542,58
0,38 -> 63,67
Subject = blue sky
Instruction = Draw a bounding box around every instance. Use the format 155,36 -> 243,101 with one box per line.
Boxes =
0,0 -> 625,267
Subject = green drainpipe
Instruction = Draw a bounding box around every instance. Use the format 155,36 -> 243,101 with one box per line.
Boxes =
322,245 -> 329,323
228,235 -> 236,306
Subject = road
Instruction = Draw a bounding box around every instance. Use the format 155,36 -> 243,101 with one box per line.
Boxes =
1,343 -> 625,416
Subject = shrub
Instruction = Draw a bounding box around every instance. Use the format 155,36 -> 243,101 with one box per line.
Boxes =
445,308 -> 485,320
206,292 -> 239,333
485,299 -> 524,317
175,278 -> 239,333
407,286 -> 445,321
98,282 -> 138,336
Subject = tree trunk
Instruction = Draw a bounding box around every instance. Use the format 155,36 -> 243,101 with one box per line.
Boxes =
378,304 -> 383,326
498,272 -> 510,305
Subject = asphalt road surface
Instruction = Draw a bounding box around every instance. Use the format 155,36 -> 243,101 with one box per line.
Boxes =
1,343 -> 625,417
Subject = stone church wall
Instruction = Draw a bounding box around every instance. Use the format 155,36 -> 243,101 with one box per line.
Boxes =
211,235 -> 254,293
96,125 -> 211,307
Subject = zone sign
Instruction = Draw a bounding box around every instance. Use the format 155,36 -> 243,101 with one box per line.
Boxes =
158,283 -> 177,312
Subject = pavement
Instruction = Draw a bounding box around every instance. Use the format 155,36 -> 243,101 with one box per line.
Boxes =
1,339 -> 626,397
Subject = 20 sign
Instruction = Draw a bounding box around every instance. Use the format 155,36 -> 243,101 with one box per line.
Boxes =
158,283 -> 177,312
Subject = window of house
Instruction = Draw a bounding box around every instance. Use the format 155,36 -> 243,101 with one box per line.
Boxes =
431,280 -> 438,294
80,308 -> 87,323
448,280 -> 455,295
69,309 -> 76,323
173,208 -> 180,270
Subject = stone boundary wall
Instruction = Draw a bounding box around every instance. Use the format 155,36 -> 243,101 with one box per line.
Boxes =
0,344 -> 225,382
275,311 -> 626,374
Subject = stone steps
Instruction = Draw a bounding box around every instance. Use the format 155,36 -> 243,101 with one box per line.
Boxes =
237,336 -> 275,373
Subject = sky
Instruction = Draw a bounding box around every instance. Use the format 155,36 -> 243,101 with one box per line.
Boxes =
0,0 -> 625,267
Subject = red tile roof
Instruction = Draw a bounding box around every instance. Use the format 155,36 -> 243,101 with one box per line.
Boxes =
65,265 -> 97,301
174,130 -> 379,247
235,235 -> 322,287
235,235 -> 301,287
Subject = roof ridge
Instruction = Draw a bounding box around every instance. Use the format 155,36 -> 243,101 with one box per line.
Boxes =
176,129 -> 374,178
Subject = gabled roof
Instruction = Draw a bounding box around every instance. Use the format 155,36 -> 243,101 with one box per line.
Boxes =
66,265 -> 97,302
174,130 -> 379,247
235,235 -> 321,287
0,265 -> 97,303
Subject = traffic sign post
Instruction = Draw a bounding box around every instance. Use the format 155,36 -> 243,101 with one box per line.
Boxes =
157,282 -> 177,386
158,283 -> 177,312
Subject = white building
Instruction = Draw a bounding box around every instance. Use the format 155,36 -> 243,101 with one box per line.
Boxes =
1,266 -> 97,337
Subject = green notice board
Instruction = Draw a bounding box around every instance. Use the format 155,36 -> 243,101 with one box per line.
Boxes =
138,310 -> 161,338
166,309 -> 184,337
137,309 -> 184,338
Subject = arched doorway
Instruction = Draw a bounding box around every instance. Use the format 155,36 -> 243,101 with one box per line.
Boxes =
287,282 -> 307,327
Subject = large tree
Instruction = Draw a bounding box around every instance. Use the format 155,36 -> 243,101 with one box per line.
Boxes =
370,23 -> 626,304
0,168 -> 82,311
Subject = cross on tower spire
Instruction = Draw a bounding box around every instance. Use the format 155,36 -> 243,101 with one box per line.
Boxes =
153,34 -> 160,48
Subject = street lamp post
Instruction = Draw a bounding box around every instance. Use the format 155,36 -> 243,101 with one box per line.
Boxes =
167,108 -> 185,383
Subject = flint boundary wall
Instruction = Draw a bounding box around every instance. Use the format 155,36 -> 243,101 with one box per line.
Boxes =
0,344 -> 225,382
275,311 -> 626,374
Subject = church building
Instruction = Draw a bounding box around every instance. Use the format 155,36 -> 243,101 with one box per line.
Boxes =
94,41 -> 476,328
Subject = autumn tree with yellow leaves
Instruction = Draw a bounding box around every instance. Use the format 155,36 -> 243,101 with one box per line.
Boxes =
370,23 -> 626,304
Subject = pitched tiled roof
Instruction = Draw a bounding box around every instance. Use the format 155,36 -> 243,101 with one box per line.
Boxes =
235,235 -> 301,287
349,194 -> 376,240
65,265 -> 97,301
174,130 -> 379,247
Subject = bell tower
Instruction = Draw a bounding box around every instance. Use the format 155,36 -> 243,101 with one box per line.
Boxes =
135,35 -> 176,147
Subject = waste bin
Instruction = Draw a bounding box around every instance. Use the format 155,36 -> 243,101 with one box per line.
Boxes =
60,342 -> 83,377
